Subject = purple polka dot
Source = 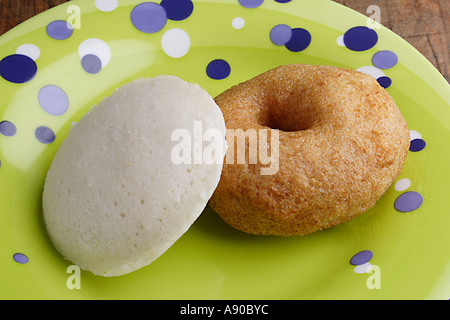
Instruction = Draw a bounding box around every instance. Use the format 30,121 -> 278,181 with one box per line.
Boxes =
0,54 -> 37,84
238,0 -> 264,9
270,24 -> 292,46
285,28 -> 311,52
394,191 -> 423,212
350,250 -> 374,266
343,26 -> 378,51
13,253 -> 29,264
81,54 -> 102,74
38,85 -> 69,116
160,0 -> 193,21
35,126 -> 55,144
377,76 -> 392,88
0,120 -> 17,136
46,20 -> 74,40
206,59 -> 231,80
372,50 -> 398,69
409,138 -> 426,152
275,0 -> 291,3
130,2 -> 167,34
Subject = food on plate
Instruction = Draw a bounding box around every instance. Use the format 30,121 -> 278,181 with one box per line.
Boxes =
209,64 -> 409,236
42,75 -> 226,276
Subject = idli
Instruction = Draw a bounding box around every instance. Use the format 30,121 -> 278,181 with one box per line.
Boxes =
43,75 -> 226,276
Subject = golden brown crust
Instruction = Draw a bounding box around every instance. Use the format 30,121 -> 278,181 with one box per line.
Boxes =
209,64 -> 409,236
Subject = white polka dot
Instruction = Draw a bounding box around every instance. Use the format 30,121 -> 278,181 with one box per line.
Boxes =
336,35 -> 345,47
232,17 -> 245,29
395,178 -> 411,191
356,66 -> 385,79
161,28 -> 191,58
354,262 -> 372,274
409,130 -> 422,141
78,38 -> 111,67
16,44 -> 40,61
95,0 -> 118,12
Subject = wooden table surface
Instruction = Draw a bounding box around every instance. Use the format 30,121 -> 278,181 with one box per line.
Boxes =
0,0 -> 448,82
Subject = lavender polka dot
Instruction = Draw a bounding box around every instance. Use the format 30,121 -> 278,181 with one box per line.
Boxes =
377,76 -> 392,88
270,24 -> 292,46
206,59 -> 231,80
350,250 -> 374,266
0,120 -> 17,136
409,138 -> 426,152
0,54 -> 37,84
372,50 -> 398,69
130,2 -> 167,34
46,20 -> 74,40
81,54 -> 102,74
160,0 -> 193,21
38,85 -> 69,116
35,126 -> 55,144
13,253 -> 29,264
394,191 -> 423,212
238,0 -> 264,9
343,26 -> 378,51
285,28 -> 311,52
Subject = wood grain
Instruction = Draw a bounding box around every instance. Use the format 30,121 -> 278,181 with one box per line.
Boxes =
0,0 -> 448,81
333,0 -> 449,82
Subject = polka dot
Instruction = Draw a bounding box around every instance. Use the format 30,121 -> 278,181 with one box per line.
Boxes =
350,250 -> 374,266
372,50 -> 398,69
35,126 -> 56,144
38,85 -> 69,116
13,253 -> 29,264
81,54 -> 103,74
232,17 -> 246,29
0,54 -> 37,84
395,178 -> 411,191
0,120 -> 17,136
343,26 -> 378,51
336,35 -> 345,47
409,138 -> 426,152
206,59 -> 231,80
285,28 -> 311,52
377,76 -> 392,88
354,262 -> 372,274
130,2 -> 167,34
409,130 -> 422,141
394,191 -> 423,212
160,0 -> 194,21
78,38 -> 111,68
46,20 -> 74,40
161,28 -> 191,58
270,24 -> 292,46
275,0 -> 292,3
238,0 -> 264,8
95,0 -> 118,12
356,66 -> 385,80
16,44 -> 40,61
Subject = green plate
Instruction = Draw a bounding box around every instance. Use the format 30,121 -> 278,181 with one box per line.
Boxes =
1,0 -> 449,299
